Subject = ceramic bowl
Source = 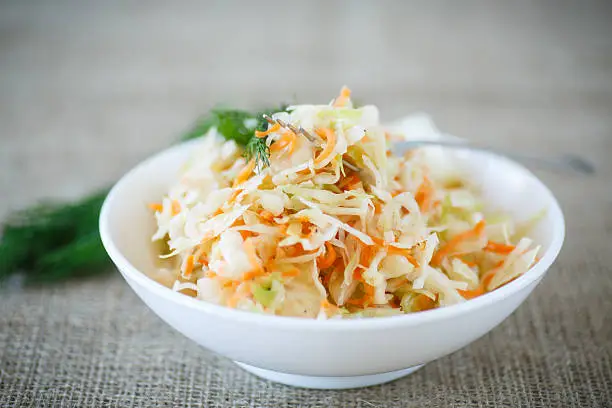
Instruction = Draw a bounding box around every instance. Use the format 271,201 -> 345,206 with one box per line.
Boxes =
99,138 -> 564,389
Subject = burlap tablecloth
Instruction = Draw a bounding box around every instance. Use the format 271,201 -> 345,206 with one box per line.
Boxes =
1,1 -> 611,407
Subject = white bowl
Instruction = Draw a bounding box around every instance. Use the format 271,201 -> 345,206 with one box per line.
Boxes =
99,139 -> 564,389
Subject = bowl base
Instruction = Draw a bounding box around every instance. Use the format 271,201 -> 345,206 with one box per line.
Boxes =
234,362 -> 424,389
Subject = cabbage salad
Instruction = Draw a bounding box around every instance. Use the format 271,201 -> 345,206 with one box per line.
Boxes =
149,87 -> 541,319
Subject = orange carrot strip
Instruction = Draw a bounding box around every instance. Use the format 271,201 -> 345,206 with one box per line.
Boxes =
270,131 -> 297,156
317,242 -> 337,269
243,240 -> 263,274
227,189 -> 242,204
338,174 -> 360,189
431,220 -> 486,266
484,241 -> 516,255
368,236 -> 419,267
415,176 -> 434,211
332,86 -> 352,107
373,202 -> 383,214
255,123 -> 280,138
183,255 -> 194,277
458,286 -> 485,300
242,270 -> 260,281
286,132 -> 297,155
386,246 -> 419,268
199,255 -> 209,266
314,128 -> 336,165
282,267 -> 301,278
148,203 -> 164,212
233,159 -> 256,188
171,200 -> 181,215
258,210 -> 276,222
239,230 -> 256,240
416,294 -> 436,311
360,245 -> 374,268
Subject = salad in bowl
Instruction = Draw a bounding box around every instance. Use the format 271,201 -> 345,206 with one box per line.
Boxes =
148,87 -> 542,319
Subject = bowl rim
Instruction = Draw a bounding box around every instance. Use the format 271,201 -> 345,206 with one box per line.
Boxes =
99,139 -> 565,332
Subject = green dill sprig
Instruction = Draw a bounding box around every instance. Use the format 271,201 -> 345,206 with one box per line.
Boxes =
245,136 -> 270,173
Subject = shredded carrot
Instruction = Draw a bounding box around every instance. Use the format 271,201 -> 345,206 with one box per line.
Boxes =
373,201 -> 383,214
205,271 -> 216,278
239,230 -> 256,240
458,261 -> 504,299
233,159 -> 256,188
332,86 -> 351,107
199,255 -> 209,266
183,255 -> 194,277
416,294 -> 436,311
242,270 -> 262,281
479,260 -> 504,288
360,245 -> 375,268
317,242 -> 337,269
270,131 -> 297,156
171,200 -> 181,215
258,210 -> 276,222
227,189 -> 242,204
368,236 -> 419,267
386,246 -> 419,268
212,208 -> 223,217
481,272 -> 495,289
484,241 -> 515,255
285,244 -> 301,257
148,203 -> 163,212
223,280 -> 239,289
353,268 -> 363,281
458,286 -> 485,300
369,236 -> 386,247
301,222 -> 316,237
314,128 -> 336,164
286,132 -> 297,156
338,174 -> 360,190
243,240 -> 263,274
415,176 -> 434,211
282,267 -> 301,278
362,284 -> 375,306
255,123 -> 280,138
431,220 -> 486,266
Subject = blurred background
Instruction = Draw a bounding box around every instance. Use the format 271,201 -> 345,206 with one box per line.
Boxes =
1,0 -> 611,219
1,1 -> 612,405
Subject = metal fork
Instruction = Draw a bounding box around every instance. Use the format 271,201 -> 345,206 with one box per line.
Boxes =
261,115 -> 595,175
391,140 -> 595,175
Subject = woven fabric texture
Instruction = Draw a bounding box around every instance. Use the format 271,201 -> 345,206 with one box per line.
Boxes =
1,1 -> 611,407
